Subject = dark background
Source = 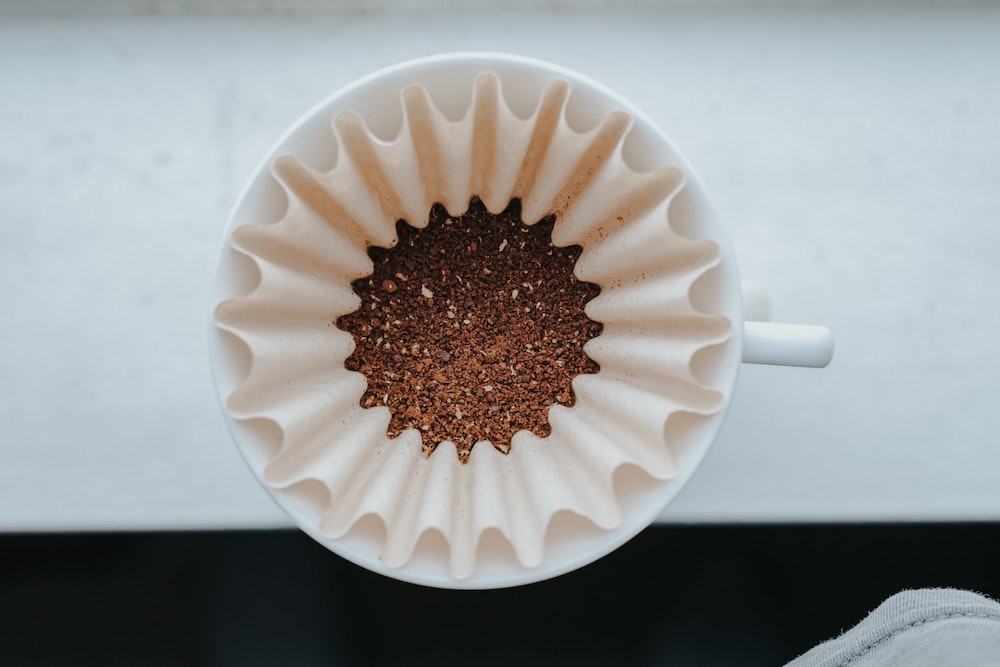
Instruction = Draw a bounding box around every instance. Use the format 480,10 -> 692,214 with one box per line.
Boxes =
2,524 -> 998,666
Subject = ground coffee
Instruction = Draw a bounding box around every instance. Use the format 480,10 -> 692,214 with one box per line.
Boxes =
338,197 -> 601,462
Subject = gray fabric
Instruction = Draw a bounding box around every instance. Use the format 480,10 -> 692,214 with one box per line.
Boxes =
787,588 -> 1000,667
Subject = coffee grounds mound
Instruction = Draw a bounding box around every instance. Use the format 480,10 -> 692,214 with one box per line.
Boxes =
338,197 -> 602,463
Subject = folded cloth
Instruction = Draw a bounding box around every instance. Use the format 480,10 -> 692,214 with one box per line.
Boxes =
787,588 -> 1000,667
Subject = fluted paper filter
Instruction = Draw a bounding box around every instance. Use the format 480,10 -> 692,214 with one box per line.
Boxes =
214,72 -> 731,579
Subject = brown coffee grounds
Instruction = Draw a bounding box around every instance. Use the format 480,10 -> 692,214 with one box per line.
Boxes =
337,198 -> 601,463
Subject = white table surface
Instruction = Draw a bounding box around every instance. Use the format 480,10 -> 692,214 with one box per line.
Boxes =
2,4 -> 999,531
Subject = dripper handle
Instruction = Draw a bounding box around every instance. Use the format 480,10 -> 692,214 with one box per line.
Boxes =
742,321 -> 834,368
